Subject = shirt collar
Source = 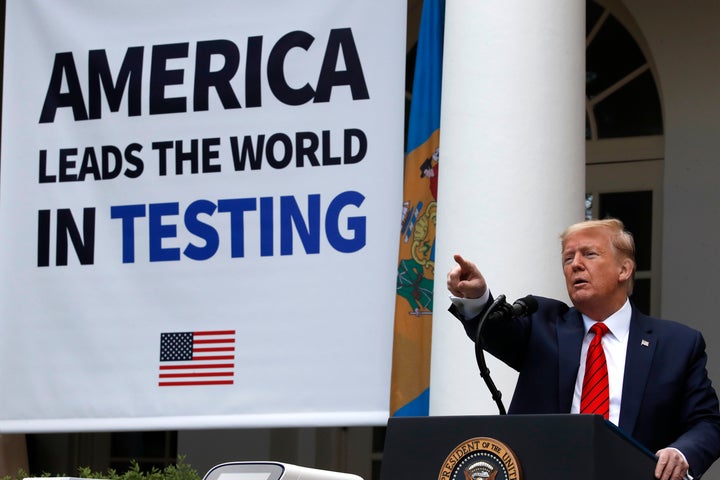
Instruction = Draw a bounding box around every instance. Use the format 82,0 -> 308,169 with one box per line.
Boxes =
581,298 -> 631,342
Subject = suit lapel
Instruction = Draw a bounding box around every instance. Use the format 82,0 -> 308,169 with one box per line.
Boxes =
558,308 -> 585,413
618,309 -> 656,434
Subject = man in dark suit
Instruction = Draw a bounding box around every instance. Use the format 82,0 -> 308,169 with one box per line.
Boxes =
447,219 -> 720,480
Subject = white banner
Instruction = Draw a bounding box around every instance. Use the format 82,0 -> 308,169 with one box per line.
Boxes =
0,0 -> 405,432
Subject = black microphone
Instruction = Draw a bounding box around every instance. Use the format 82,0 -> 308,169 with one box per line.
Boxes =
474,294 -> 538,415
485,294 -> 539,324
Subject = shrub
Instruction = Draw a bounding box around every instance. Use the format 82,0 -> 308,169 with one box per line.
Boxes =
1,457 -> 201,480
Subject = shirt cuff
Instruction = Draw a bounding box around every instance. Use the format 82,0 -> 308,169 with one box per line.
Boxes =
449,289 -> 491,319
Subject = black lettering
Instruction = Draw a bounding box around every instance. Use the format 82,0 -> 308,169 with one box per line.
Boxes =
150,43 -> 190,114
88,47 -> 144,119
56,208 -> 95,266
266,133 -> 292,169
174,139 -> 199,174
344,128 -> 367,164
39,52 -> 89,123
315,28 -> 369,102
268,31 -> 315,106
202,137 -> 222,173
295,131 -> 320,167
230,135 -> 265,171
124,143 -> 145,178
101,145 -> 124,179
194,40 -> 241,111
152,140 -> 174,175
59,148 -> 79,182
39,150 -> 56,183
245,36 -> 263,108
37,210 -> 51,267
322,130 -> 341,166
78,147 -> 101,181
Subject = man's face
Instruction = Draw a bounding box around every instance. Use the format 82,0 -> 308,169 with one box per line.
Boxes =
561,228 -> 630,317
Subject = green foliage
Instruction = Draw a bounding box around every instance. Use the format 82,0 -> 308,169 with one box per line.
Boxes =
1,457 -> 201,480
0,469 -> 29,480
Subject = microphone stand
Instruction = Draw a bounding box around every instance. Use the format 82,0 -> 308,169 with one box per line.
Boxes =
474,294 -> 508,415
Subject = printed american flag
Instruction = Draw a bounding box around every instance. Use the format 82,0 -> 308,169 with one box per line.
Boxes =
158,330 -> 236,387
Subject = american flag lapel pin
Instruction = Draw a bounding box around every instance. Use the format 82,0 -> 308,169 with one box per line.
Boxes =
641,339 -> 650,347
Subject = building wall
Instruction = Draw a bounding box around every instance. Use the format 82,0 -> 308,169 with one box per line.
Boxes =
624,1 -> 720,479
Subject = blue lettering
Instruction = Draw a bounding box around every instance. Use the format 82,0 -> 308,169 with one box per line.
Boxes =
260,197 -> 274,256
149,202 -> 180,261
217,198 -> 257,258
280,194 -> 320,255
184,199 -> 219,260
326,191 -> 365,252
109,191 -> 366,263
110,204 -> 146,263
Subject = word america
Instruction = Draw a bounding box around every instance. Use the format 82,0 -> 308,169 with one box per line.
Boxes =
40,28 -> 369,122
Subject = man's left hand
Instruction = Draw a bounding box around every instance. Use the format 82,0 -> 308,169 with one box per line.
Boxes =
655,448 -> 689,480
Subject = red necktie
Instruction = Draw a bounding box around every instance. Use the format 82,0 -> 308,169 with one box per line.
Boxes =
580,322 -> 610,419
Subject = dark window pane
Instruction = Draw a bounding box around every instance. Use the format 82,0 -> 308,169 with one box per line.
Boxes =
631,278 -> 651,315
372,427 -> 387,451
111,431 -> 176,459
598,190 -> 652,271
586,112 -> 591,140
594,70 -> 663,138
586,14 -> 646,98
586,0 -> 605,37
372,460 -> 383,480
109,459 -> 170,472
26,433 -> 76,475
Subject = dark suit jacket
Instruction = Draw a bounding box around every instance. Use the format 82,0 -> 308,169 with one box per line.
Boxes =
451,295 -> 720,477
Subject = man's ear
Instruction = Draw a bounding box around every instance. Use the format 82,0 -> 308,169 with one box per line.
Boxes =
618,258 -> 634,283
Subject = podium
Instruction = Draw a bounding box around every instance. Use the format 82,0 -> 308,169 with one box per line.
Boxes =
379,414 -> 657,480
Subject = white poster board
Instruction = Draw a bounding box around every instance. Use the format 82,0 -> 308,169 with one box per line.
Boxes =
0,0 -> 405,432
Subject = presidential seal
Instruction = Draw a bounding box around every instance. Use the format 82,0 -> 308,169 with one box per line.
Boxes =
438,437 -> 521,480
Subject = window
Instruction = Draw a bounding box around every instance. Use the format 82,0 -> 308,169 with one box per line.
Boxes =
586,0 -> 663,139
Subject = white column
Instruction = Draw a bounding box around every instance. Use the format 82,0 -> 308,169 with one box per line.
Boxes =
430,0 -> 586,415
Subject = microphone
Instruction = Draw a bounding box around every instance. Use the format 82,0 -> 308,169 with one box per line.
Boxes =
485,294 -> 539,324
473,294 -> 538,415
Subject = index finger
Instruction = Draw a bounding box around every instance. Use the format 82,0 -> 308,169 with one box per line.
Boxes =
453,253 -> 470,269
